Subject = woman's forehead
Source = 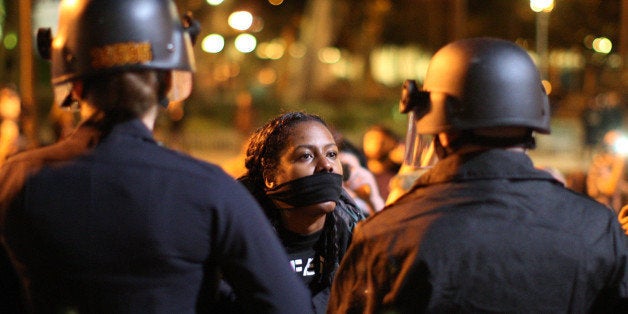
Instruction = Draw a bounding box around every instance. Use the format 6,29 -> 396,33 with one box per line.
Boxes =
287,121 -> 331,140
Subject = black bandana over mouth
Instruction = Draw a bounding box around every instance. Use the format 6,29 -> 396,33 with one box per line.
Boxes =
266,172 -> 343,207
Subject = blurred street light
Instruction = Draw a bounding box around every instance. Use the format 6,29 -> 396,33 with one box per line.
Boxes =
206,0 -> 224,6
228,11 -> 253,31
234,33 -> 256,53
530,0 -> 554,81
592,37 -> 613,54
530,0 -> 554,13
201,33 -> 225,53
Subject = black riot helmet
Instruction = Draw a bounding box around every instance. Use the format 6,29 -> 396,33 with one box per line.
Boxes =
37,0 -> 200,107
401,37 -> 551,136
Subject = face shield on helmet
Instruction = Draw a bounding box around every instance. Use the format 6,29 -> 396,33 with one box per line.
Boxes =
399,79 -> 439,171
385,80 -> 439,205
37,0 -> 200,108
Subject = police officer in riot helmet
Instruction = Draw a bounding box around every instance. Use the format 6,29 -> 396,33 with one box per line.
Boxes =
328,37 -> 628,312
0,0 -> 311,312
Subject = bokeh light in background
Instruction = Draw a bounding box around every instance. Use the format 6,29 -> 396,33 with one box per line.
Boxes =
592,37 -> 612,54
530,0 -> 555,12
257,67 -> 277,85
233,33 -> 257,53
288,43 -> 307,59
3,31 -> 16,50
370,46 -> 431,87
256,39 -> 285,60
201,33 -> 225,53
228,11 -> 253,31
318,47 -> 341,64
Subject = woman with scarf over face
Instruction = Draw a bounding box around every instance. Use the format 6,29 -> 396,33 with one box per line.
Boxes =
238,112 -> 365,313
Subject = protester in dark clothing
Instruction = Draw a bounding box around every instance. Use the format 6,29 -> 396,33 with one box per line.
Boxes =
586,129 -> 628,213
238,112 -> 364,313
0,1 -> 311,313
328,38 -> 628,313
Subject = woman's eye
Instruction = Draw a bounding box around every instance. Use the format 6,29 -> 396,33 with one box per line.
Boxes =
300,152 -> 314,160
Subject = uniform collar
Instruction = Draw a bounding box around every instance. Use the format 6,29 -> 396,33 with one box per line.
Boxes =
415,149 -> 556,186
66,117 -> 156,149
106,118 -> 156,143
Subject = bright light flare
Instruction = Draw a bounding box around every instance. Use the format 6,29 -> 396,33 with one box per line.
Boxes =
228,11 -> 254,31
614,136 -> 628,155
530,0 -> 554,12
234,33 -> 257,53
201,34 -> 225,53
592,37 -> 612,54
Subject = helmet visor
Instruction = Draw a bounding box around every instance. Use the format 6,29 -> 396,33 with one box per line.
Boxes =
403,110 -> 438,169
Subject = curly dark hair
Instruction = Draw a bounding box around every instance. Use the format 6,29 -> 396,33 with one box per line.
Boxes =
238,111 -> 340,291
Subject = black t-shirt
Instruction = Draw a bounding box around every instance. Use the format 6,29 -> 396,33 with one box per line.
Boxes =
278,225 -> 323,287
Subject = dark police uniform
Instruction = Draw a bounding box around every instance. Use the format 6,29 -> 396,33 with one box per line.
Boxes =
0,118 -> 311,313
329,149 -> 628,313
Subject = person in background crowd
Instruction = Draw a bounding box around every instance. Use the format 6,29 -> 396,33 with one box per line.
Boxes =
238,112 -> 364,313
328,38 -> 628,313
0,86 -> 22,166
581,91 -> 625,160
587,129 -> 628,213
362,125 -> 403,200
336,136 -> 385,215
0,1 -> 311,313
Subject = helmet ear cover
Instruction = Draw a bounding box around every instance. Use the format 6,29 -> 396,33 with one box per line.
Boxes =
399,79 -> 430,117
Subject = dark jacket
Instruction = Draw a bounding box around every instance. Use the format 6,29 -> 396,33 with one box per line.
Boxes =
329,149 -> 628,313
239,175 -> 364,314
0,118 -> 312,313
310,191 -> 364,314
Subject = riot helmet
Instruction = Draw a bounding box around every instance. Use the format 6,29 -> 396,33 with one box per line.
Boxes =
398,37 -> 550,168
37,0 -> 200,107
402,37 -> 550,136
